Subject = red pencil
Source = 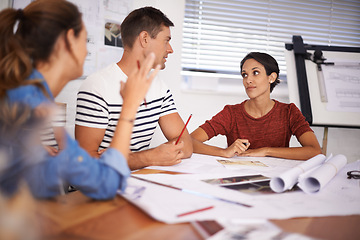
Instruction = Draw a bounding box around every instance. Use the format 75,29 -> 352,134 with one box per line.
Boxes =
175,114 -> 192,145
137,60 -> 147,107
177,206 -> 214,217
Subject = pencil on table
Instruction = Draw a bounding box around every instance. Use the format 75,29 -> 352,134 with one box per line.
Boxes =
177,206 -> 214,217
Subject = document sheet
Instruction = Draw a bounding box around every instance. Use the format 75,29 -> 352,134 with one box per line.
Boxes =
119,154 -> 360,224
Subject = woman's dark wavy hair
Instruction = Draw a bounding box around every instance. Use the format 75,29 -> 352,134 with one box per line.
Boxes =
0,0 -> 82,98
240,52 -> 280,93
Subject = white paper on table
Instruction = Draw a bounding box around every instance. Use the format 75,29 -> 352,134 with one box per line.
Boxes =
119,177 -> 217,223
208,219 -> 317,240
119,175 -> 254,224
144,153 -> 303,177
144,153 -> 229,174
269,154 -> 327,193
298,154 -> 347,193
118,159 -> 360,223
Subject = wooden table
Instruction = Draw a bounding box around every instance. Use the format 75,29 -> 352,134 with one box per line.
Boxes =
36,191 -> 199,240
34,189 -> 360,240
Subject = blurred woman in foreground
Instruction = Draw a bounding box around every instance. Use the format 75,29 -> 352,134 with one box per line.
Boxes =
0,0 -> 160,199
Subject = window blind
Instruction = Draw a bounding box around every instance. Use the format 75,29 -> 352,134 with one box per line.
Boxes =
182,0 -> 360,76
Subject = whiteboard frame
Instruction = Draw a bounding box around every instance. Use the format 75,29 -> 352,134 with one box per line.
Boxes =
285,39 -> 360,128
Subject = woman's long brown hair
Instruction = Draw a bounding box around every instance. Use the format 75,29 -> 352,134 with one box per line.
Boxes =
0,0 -> 82,99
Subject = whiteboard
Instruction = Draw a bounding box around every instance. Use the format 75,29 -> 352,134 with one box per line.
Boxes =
285,48 -> 360,128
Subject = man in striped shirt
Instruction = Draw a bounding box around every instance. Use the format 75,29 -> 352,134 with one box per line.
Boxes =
75,7 -> 193,170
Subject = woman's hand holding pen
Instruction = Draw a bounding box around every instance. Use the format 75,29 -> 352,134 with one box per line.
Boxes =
223,139 -> 250,158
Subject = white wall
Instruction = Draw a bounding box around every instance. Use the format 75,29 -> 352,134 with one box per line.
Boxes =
56,0 -> 360,162
0,1 -> 9,9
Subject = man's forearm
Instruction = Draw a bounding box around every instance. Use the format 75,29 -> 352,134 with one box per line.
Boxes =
127,149 -> 154,170
127,139 -> 191,170
180,137 -> 193,158
172,130 -> 193,158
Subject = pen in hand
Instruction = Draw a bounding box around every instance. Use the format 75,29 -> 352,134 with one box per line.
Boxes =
137,60 -> 147,107
175,114 -> 192,145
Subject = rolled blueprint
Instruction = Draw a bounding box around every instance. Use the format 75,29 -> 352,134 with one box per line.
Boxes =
298,154 -> 347,194
270,154 -> 326,193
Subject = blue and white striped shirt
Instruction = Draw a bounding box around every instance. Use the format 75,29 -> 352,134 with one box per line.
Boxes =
76,63 -> 177,152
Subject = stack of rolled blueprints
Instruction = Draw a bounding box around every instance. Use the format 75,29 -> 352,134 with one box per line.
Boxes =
270,154 -> 347,193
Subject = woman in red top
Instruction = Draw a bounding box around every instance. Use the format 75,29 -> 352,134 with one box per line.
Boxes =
191,52 -> 322,160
